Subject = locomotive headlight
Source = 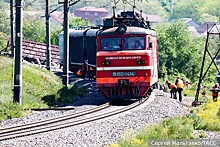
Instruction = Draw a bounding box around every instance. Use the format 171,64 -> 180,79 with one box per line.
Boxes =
136,59 -> 146,65
102,60 -> 110,66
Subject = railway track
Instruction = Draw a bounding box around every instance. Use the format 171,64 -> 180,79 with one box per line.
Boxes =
0,95 -> 150,141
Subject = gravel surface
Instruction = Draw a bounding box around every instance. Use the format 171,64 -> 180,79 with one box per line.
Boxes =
0,85 -> 219,147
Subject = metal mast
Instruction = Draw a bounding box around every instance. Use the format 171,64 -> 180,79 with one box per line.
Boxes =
46,0 -> 51,71
62,0 -> 70,86
193,24 -> 220,106
10,0 -> 15,58
14,0 -> 23,104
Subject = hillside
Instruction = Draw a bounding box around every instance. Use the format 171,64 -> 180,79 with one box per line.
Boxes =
0,56 -> 81,120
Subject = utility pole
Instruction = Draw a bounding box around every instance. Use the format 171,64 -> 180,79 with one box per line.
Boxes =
14,0 -> 23,104
59,0 -> 80,86
193,24 -> 220,106
62,0 -> 70,86
46,0 -> 51,71
10,0 -> 15,58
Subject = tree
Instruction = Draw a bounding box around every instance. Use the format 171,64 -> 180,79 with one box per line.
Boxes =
169,0 -> 220,23
158,0 -> 171,13
69,17 -> 92,28
0,10 -> 10,35
199,14 -> 219,23
22,14 -> 62,45
50,26 -> 62,45
0,32 -> 9,51
198,0 -> 220,23
23,15 -> 46,43
0,2 -> 10,51
170,0 -> 203,23
154,21 -> 205,82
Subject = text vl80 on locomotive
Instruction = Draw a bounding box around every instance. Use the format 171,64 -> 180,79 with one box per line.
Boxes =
96,10 -> 159,100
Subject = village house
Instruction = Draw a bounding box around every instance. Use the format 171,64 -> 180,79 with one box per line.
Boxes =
74,6 -> 109,26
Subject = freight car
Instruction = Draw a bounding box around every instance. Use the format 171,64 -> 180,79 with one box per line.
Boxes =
59,27 -> 100,73
96,10 -> 159,100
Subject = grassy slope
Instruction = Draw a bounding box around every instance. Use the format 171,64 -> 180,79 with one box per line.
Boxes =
0,56 -> 64,107
0,56 -> 83,120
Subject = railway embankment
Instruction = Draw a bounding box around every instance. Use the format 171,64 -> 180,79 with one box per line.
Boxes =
0,89 -> 205,147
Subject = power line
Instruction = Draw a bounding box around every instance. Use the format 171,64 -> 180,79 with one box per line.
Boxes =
24,0 -> 37,8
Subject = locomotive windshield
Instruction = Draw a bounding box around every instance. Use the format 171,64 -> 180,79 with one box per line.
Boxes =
124,36 -> 145,50
101,38 -> 121,51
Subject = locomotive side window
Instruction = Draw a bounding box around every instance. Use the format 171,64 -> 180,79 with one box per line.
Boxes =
124,36 -> 145,50
101,38 -> 121,51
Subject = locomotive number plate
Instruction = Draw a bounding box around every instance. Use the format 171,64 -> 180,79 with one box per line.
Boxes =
112,72 -> 136,77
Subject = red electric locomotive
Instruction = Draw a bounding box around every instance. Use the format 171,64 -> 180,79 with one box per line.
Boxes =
96,10 -> 159,100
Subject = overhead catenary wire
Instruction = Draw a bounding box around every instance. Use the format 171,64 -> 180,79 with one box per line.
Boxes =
24,0 -> 37,9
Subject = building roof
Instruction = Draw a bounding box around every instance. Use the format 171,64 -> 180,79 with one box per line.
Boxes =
181,18 -> 193,23
196,22 -> 217,34
50,13 -> 63,24
134,9 -> 163,23
22,40 -> 60,65
76,6 -> 108,13
145,14 -> 163,23
187,26 -> 199,36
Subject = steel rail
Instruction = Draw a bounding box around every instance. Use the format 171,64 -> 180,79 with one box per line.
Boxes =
0,96 -> 150,141
0,102 -> 110,135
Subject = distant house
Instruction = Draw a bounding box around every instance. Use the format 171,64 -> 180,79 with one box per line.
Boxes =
180,18 -> 200,36
74,6 -> 109,26
196,22 -> 220,35
181,18 -> 199,28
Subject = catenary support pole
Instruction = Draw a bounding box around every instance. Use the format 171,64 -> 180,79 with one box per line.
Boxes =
14,0 -> 23,104
46,0 -> 51,71
62,0 -> 69,86
10,0 -> 15,58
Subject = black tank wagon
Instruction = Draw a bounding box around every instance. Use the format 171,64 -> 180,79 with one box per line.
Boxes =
59,27 -> 100,73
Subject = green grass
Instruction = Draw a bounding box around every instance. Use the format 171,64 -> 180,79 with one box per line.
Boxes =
110,86 -> 220,147
190,99 -> 220,131
116,116 -> 195,147
0,56 -> 85,120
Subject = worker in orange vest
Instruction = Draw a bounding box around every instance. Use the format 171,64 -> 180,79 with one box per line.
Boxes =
176,78 -> 184,102
183,80 -> 191,88
210,83 -> 219,102
88,66 -> 94,80
166,80 -> 177,99
77,69 -> 83,78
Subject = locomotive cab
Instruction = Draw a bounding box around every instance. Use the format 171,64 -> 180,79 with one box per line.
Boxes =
96,24 -> 158,100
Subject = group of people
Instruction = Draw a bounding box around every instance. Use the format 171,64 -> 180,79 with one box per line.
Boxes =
165,77 -> 184,102
162,77 -> 219,102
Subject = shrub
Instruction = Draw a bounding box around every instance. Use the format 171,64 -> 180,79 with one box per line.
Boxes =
0,102 -> 22,120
